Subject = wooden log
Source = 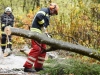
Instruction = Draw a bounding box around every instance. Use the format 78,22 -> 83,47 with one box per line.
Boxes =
4,26 -> 100,61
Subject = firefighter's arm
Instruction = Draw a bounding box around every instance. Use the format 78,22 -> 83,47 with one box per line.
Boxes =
36,11 -> 51,37
1,15 -> 6,24
1,16 -> 5,27
36,12 -> 45,25
11,15 -> 14,26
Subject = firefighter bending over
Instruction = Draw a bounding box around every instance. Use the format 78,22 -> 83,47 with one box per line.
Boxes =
23,3 -> 59,72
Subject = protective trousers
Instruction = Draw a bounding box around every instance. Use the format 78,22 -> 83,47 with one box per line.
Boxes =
1,33 -> 12,53
23,40 -> 46,69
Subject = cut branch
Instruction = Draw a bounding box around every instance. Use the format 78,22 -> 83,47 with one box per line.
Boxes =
5,27 -> 100,61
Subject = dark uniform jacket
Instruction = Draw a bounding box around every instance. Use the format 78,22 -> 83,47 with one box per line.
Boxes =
1,13 -> 14,31
31,8 -> 50,30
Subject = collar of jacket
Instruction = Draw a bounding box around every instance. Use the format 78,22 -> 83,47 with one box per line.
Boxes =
4,12 -> 12,15
40,8 -> 50,15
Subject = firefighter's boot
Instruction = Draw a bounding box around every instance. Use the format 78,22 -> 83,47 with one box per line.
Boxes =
35,68 -> 44,72
24,67 -> 36,73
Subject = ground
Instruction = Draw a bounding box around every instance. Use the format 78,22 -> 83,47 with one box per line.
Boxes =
0,48 -> 40,75
0,45 -> 58,75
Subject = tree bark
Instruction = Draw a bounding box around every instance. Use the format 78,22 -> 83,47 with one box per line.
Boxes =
5,27 -> 100,61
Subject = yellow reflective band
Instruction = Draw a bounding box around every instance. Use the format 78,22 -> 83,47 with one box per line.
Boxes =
1,44 -> 6,46
38,19 -> 44,24
30,28 -> 42,33
32,11 -> 46,26
7,42 -> 12,44
2,24 -> 5,27
46,14 -> 49,17
37,11 -> 46,16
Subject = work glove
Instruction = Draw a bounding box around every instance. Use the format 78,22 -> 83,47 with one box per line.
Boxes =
43,27 -> 52,38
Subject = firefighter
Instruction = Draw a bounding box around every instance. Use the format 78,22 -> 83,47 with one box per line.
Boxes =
23,3 -> 59,72
1,7 -> 14,53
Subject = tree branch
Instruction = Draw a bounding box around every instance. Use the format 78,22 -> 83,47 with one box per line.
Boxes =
5,27 -> 100,61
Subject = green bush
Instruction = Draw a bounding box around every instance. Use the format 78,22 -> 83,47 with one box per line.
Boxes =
39,58 -> 100,75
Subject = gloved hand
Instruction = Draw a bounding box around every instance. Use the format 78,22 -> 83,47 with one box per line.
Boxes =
43,27 -> 52,38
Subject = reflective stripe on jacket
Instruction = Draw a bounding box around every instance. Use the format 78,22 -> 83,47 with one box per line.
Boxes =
31,8 -> 50,30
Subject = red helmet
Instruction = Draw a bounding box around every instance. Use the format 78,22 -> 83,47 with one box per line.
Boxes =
49,3 -> 59,15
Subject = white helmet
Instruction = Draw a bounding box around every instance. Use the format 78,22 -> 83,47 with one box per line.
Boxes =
5,7 -> 12,13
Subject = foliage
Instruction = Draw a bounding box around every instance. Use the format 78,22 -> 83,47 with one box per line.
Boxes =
39,58 -> 100,75
0,0 -> 100,74
48,0 -> 100,50
0,0 -> 100,50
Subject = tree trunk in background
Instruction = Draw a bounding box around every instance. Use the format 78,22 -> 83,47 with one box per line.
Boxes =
5,27 -> 100,61
36,0 -> 40,7
23,0 -> 26,12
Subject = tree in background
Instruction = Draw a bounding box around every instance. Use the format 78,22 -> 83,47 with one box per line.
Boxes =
0,0 -> 100,53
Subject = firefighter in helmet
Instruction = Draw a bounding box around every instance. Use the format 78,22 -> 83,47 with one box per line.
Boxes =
23,3 -> 59,72
1,7 -> 14,53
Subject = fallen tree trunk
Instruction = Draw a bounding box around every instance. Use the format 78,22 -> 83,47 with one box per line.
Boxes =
5,27 -> 100,61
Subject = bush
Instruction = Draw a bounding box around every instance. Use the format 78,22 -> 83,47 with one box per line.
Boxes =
39,58 -> 100,75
